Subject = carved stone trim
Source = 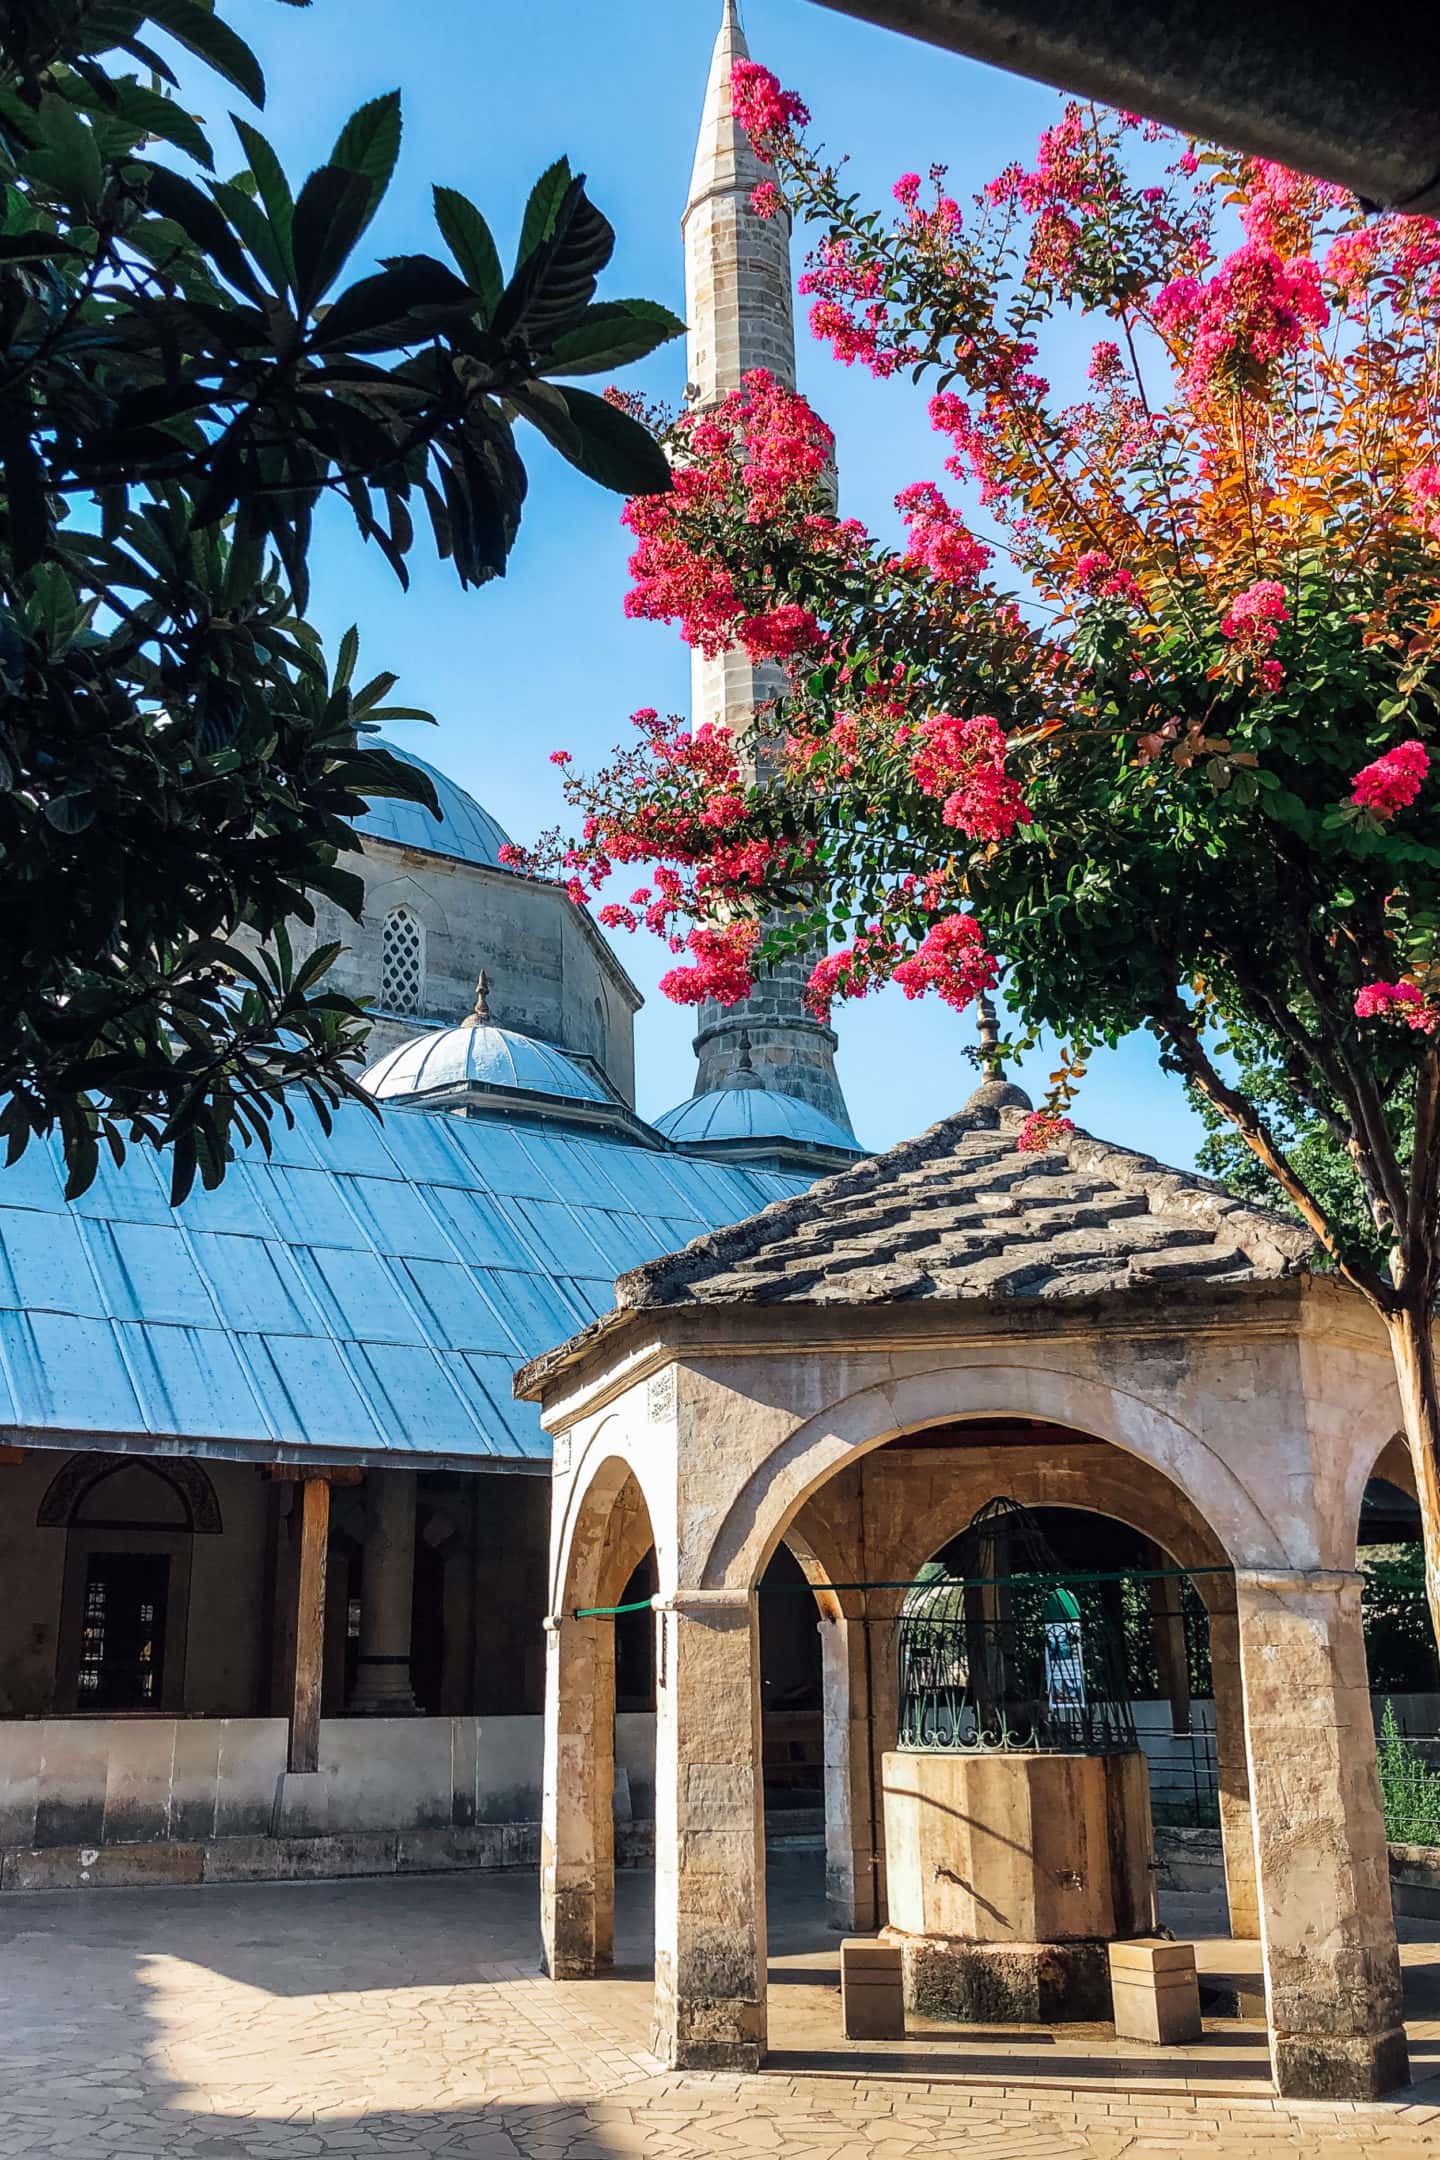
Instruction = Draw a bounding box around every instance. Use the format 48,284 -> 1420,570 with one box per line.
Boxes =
36,1451 -> 223,1533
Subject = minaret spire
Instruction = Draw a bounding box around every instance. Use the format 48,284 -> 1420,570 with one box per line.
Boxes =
681,3 -> 854,1135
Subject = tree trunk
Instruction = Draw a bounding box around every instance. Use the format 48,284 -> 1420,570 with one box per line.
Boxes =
1385,1299 -> 1440,1662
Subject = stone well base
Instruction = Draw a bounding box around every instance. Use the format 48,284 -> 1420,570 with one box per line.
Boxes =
883,1928 -> 1113,2024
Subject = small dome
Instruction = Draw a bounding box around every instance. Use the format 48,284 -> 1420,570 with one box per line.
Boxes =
361,1022 -> 609,1106
355,740 -> 513,869
655,1087 -> 861,1154
963,1076 -> 1033,1118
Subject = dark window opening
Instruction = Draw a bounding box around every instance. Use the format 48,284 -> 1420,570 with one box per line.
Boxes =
77,1553 -> 169,1710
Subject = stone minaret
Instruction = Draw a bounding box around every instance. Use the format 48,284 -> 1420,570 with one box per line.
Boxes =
681,1 -> 853,1132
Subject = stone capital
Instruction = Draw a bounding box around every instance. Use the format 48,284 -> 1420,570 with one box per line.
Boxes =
1234,1566 -> 1364,1594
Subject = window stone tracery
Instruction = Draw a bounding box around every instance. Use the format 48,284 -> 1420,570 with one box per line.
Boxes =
381,906 -> 425,1016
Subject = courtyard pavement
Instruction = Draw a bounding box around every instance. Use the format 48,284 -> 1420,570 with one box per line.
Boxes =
3,1858 -> 1440,2158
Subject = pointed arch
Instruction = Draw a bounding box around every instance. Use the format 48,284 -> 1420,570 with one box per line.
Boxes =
37,1451 -> 222,1533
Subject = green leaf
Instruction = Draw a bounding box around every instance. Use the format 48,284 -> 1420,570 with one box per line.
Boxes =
107,76 -> 214,168
506,381 -> 581,461
493,176 -> 615,347
291,164 -> 374,312
28,91 -> 104,213
232,115 -> 295,284
0,233 -> 84,263
208,178 -> 288,293
514,155 -> 571,270
144,0 -> 266,107
312,253 -> 473,347
547,385 -> 671,494
543,299 -> 684,375
432,184 -> 502,323
328,90 -> 402,241
139,162 -> 266,301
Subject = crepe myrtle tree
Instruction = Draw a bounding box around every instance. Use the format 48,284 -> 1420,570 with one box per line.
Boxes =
520,72 -> 1440,1638
0,0 -> 678,1202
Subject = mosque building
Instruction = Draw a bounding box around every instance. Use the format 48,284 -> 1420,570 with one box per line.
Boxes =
0,6 -> 1415,1901
0,3 -> 866,1875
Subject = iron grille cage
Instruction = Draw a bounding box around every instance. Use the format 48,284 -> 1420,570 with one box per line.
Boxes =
897,1496 -> 1139,1756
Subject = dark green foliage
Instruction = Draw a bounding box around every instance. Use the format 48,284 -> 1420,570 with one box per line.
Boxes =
0,1 -> 679,1199
1364,1545 -> 1440,1693
1377,1699 -> 1440,1846
1191,1011 -> 1415,1273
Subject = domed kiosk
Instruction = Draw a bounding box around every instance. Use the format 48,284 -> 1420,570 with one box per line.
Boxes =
359,973 -> 651,1140
655,1037 -> 866,1175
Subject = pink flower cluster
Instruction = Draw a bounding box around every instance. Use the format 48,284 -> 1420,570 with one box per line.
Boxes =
737,602 -> 824,663
1220,578 -> 1288,645
985,106 -> 1101,217
1323,214 -> 1440,304
622,370 -> 834,658
895,482 -> 993,586
1239,160 -> 1344,253
659,921 -> 760,1007
1074,548 -> 1141,603
1350,740 -> 1431,819
891,913 -> 998,1012
730,60 -> 809,157
907,712 -> 1030,841
803,927 -> 899,1020
1408,464 -> 1440,540
1154,242 -> 1328,402
1015,1110 -> 1076,1154
750,180 -> 782,220
1354,981 -> 1440,1034
800,236 -> 915,379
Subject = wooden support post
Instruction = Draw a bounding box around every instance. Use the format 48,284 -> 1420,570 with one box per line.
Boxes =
1148,1559 -> 1192,1736
288,1475 -> 330,1773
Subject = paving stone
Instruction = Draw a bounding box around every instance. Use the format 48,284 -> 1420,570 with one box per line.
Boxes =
2,1866 -> 1438,2158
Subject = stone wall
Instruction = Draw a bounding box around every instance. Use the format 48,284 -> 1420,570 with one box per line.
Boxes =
0,1712 -> 656,1888
1155,1821 -> 1440,1928
0,1457 -> 270,1718
278,838 -> 640,1100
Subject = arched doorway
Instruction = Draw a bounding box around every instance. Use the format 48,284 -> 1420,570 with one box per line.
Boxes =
39,1452 -> 222,1713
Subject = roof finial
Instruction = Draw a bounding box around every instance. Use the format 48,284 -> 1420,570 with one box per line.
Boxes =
963,990 -> 1033,1119
976,992 -> 1002,1077
738,1029 -> 753,1074
461,970 -> 491,1028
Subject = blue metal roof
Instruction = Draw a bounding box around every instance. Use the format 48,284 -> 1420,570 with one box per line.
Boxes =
0,1104 -> 806,1467
354,740 -> 514,869
361,1023 -> 610,1105
655,1086 -> 862,1153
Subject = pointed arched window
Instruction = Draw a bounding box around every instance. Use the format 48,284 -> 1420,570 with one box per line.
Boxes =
381,906 -> 425,1016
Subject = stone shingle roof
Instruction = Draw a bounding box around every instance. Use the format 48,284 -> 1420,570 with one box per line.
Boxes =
611,1105 -> 1316,1312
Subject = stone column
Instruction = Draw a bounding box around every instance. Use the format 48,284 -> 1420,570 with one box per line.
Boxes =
351,1469 -> 417,1712
540,1614 -> 615,1978
1237,1569 -> 1407,2099
652,1590 -> 766,2070
820,1608 -> 881,1933
1207,1599 -> 1259,1938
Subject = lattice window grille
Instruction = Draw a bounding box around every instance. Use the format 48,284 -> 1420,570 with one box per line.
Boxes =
381,907 -> 424,1015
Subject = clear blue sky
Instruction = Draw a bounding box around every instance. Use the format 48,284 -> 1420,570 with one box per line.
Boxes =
204,0 -> 1206,1163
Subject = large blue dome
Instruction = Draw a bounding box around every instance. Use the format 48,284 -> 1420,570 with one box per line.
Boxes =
354,740 -> 513,869
655,1087 -> 861,1155
361,1022 -> 609,1106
